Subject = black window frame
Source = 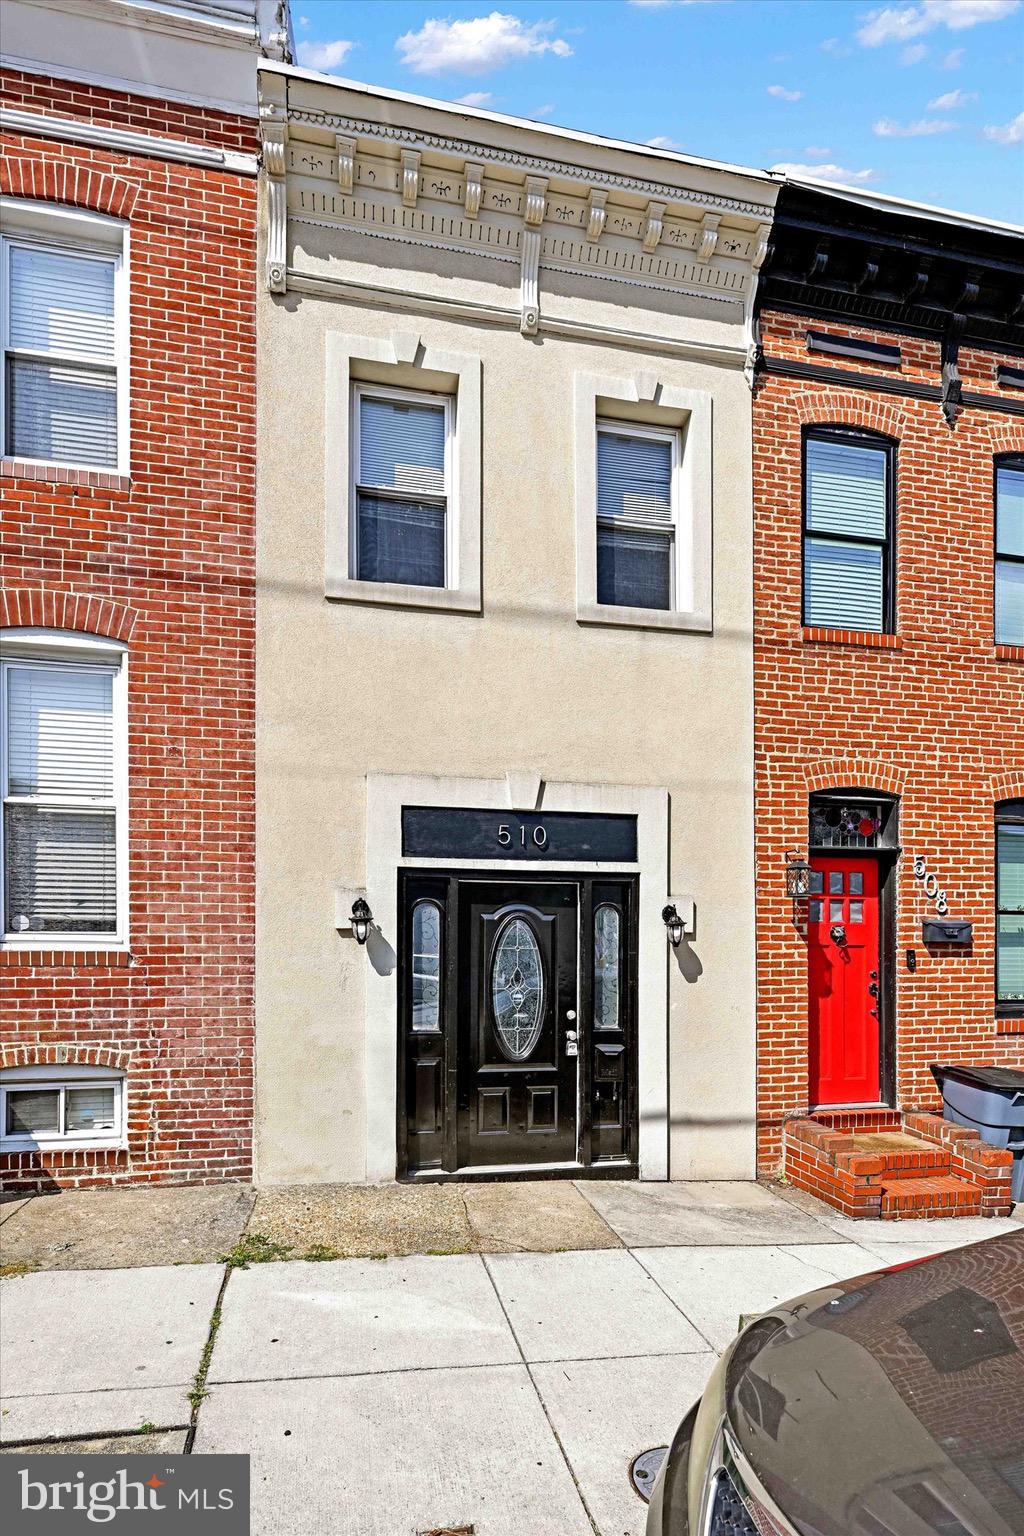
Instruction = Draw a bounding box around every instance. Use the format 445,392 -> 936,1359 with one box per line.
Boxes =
801,426 -> 897,635
996,798 -> 1024,1021
994,454 -> 1024,647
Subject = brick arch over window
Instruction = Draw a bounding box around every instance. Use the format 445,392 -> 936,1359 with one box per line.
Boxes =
0,156 -> 139,220
988,423 -> 1024,458
992,771 -> 1024,803
795,390 -> 907,441
1,588 -> 138,642
0,1043 -> 132,1072
804,760 -> 906,796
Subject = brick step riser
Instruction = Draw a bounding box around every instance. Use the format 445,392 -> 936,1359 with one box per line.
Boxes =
872,1155 -> 951,1179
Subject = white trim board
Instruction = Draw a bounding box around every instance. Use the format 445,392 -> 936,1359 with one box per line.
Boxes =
0,106 -> 258,175
361,773 -> 671,1183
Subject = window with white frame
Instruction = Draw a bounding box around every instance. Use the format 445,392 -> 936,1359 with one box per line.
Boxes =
1,200 -> 128,472
0,1065 -> 125,1150
351,384 -> 452,589
596,421 -> 679,611
1,634 -> 128,944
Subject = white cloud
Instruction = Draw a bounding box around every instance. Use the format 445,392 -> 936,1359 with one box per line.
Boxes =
941,46 -> 966,65
873,115 -> 956,135
456,91 -> 494,106
646,135 -> 682,148
532,103 -> 555,117
927,87 -> 977,107
804,145 -> 833,158
900,42 -> 928,62
298,14 -> 310,27
772,160 -> 878,184
984,109 -> 1024,143
396,12 -> 572,74
858,1 -> 1019,48
821,36 -> 853,56
767,84 -> 803,101
297,38 -> 353,71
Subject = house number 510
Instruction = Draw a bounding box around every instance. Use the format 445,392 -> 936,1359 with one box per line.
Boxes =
498,823 -> 548,849
913,855 -> 949,916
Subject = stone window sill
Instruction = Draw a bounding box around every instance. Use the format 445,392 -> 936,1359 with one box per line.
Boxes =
0,948 -> 133,969
577,601 -> 712,634
802,626 -> 902,650
1,458 -> 131,493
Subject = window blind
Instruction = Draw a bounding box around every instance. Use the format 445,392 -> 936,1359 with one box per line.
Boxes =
804,539 -> 884,631
359,397 -> 445,497
996,465 -> 1024,557
9,247 -> 116,361
6,666 -> 114,799
806,438 -> 887,540
597,431 -> 673,528
4,807 -> 117,933
5,243 -> 118,468
997,824 -> 1024,1000
65,1085 -> 117,1132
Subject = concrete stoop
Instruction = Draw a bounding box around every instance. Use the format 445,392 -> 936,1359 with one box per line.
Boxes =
784,1111 -> 1015,1219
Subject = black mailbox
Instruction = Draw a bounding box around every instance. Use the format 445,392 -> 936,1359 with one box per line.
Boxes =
595,1042 -> 625,1081
922,919 -> 973,945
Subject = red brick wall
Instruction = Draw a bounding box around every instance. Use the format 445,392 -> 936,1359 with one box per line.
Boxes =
753,310 -> 1024,1174
0,73 -> 257,1189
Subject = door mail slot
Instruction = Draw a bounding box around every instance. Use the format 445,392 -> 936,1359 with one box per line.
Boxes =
595,1042 -> 625,1081
922,919 -> 973,945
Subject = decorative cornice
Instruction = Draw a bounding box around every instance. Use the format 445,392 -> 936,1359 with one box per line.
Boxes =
400,149 -> 421,208
285,110 -> 774,219
464,161 -> 483,220
698,212 -> 721,264
335,134 -> 355,193
0,106 -> 257,175
641,200 -> 666,255
586,188 -> 607,243
523,176 -> 548,228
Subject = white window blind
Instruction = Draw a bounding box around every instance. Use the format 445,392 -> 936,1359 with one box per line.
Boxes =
997,823 -> 1024,1002
996,464 -> 1024,646
354,390 -> 448,589
3,662 -> 119,937
596,427 -> 675,611
3,240 -> 120,469
804,436 -> 890,632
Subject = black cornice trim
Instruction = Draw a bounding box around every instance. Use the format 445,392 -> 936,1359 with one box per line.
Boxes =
758,355 -> 1024,416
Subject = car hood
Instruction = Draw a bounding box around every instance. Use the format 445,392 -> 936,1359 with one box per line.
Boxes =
725,1231 -> 1024,1536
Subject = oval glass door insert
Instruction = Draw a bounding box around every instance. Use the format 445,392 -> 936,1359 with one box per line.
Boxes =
491,915 -> 545,1061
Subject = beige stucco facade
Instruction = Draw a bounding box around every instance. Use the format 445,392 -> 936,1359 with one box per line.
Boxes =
254,62 -> 778,1186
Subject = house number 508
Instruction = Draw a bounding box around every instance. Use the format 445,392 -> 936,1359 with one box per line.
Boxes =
913,855 -> 949,916
498,823 -> 548,848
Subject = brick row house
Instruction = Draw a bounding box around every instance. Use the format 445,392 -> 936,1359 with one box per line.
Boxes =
0,1 -> 292,1190
752,183 -> 1024,1218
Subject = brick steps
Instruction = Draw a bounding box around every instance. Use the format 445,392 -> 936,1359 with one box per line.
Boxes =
783,1111 -> 1014,1220
879,1175 -> 982,1218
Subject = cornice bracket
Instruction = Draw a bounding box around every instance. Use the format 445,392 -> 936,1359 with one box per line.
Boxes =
401,149 -> 421,208
751,223 -> 771,271
520,229 -> 541,336
641,201 -> 666,255
697,212 -> 721,264
464,161 -> 484,219
586,188 -> 607,244
335,135 -> 356,194
940,332 -> 964,428
260,103 -> 289,294
524,176 -> 548,228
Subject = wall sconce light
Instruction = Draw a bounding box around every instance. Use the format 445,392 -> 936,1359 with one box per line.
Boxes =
784,852 -> 812,899
661,903 -> 684,947
351,897 -> 373,945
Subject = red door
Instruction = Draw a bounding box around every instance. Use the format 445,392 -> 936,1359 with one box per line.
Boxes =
808,855 -> 880,1105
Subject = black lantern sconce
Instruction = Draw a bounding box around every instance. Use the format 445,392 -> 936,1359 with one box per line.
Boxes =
784,851 -> 812,900
350,897 -> 373,946
662,904 -> 684,947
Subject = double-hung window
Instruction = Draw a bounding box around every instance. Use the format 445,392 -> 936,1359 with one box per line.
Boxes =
352,384 -> 451,589
996,800 -> 1024,1019
803,430 -> 894,633
596,422 -> 678,611
995,458 -> 1024,645
1,638 -> 127,945
1,203 -> 127,473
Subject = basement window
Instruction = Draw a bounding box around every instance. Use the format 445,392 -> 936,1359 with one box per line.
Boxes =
0,1064 -> 125,1150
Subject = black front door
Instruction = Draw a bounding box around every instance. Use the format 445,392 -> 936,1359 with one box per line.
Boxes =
458,882 -> 578,1168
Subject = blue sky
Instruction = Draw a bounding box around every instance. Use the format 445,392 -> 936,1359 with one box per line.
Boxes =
289,0 -> 1024,222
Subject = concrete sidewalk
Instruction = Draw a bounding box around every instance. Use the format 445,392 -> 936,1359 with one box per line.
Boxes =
1,1180 -> 1020,1536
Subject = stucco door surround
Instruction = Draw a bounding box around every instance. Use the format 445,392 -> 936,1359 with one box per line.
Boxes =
362,774 -> 671,1182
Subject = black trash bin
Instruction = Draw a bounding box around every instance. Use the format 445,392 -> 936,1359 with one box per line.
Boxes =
930,1064 -> 1024,1203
